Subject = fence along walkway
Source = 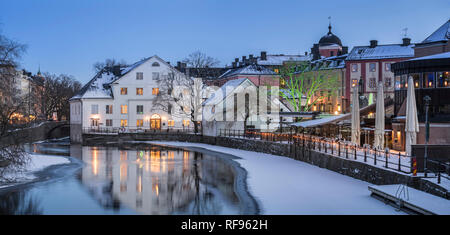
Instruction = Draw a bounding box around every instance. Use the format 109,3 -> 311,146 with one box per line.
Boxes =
219,129 -> 413,174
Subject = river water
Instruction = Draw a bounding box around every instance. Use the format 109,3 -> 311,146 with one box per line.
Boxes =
0,139 -> 256,215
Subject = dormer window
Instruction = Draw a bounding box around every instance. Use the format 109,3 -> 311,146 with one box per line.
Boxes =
152,62 -> 160,67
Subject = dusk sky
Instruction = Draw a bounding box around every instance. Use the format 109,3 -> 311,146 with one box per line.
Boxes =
1,0 -> 449,84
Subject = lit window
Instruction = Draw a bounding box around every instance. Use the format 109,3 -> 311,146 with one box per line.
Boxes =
136,105 -> 144,114
121,88 -> 128,95
152,88 -> 159,95
136,72 -> 143,80
136,119 -> 143,127
352,79 -> 358,87
274,68 -> 279,74
121,105 -> 128,114
120,119 -> 128,127
167,120 -> 174,127
183,120 -> 190,127
369,78 -> 377,88
136,88 -> 143,95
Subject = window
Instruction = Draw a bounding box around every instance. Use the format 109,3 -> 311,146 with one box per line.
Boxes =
384,77 -> 392,88
121,105 -> 128,114
167,120 -> 174,127
152,72 -> 160,80
120,119 -> 128,127
136,72 -> 143,80
274,68 -> 279,74
423,72 -> 435,88
136,119 -> 143,127
152,62 -> 160,67
91,119 -> 99,127
136,105 -> 144,114
330,51 -> 334,56
152,88 -> 159,95
106,119 -> 113,126
368,77 -> 377,88
106,105 -> 113,114
136,88 -> 143,95
437,72 -> 450,87
351,64 -> 358,72
121,88 -> 128,95
369,63 -> 376,72
91,105 -> 98,114
168,103 -> 172,114
385,63 -> 391,71
183,120 -> 190,127
352,79 -> 358,87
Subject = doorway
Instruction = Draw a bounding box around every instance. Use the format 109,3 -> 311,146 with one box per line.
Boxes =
150,114 -> 161,130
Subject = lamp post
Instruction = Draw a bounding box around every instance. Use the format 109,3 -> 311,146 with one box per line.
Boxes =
423,95 -> 431,177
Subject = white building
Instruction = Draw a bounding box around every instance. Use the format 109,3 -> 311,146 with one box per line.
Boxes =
202,78 -> 292,136
70,55 -> 193,143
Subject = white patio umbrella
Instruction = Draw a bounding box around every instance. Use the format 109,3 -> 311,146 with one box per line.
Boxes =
351,86 -> 360,146
405,76 -> 419,156
374,82 -> 385,150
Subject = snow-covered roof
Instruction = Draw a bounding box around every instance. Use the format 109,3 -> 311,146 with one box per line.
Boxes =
421,20 -> 450,44
257,54 -> 312,66
203,78 -> 251,106
71,55 -> 168,100
291,114 -> 349,128
409,51 -> 450,61
219,64 -> 277,79
346,44 -> 415,61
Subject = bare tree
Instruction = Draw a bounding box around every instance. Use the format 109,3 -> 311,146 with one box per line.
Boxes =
0,33 -> 29,180
93,58 -> 127,73
182,51 -> 220,78
152,71 -> 204,134
277,63 -> 340,112
41,73 -> 81,121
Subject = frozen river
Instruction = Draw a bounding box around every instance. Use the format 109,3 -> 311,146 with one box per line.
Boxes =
0,139 -> 403,215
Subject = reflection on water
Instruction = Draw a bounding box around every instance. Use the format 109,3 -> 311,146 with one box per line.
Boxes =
81,146 -> 240,215
0,141 -> 242,215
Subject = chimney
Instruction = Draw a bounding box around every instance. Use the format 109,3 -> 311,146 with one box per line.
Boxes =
370,40 -> 378,48
261,51 -> 267,61
177,61 -> 182,69
342,46 -> 348,54
305,52 -> 308,56
402,37 -> 411,46
235,58 -> 239,63
232,62 -> 237,68
242,56 -> 247,65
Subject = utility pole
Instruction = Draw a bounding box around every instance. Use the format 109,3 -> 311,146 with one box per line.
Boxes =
423,95 -> 431,177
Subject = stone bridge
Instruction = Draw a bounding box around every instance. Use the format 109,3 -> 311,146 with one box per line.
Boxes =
0,121 -> 70,145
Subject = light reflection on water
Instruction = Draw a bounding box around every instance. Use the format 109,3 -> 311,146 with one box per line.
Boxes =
0,142 -> 242,215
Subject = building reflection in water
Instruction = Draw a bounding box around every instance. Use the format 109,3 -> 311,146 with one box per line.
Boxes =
80,145 -> 240,214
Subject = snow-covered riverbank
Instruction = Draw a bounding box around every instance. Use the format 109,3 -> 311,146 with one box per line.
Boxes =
148,141 -> 405,215
0,153 -> 70,188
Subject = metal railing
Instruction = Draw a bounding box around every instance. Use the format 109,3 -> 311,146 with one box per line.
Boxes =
82,127 -> 196,134
219,129 -> 414,174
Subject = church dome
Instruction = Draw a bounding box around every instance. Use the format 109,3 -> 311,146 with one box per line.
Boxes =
319,24 -> 342,46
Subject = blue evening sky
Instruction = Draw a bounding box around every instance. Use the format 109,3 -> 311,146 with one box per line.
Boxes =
1,0 -> 449,84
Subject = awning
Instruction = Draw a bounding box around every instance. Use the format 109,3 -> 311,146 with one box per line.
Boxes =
291,114 -> 349,128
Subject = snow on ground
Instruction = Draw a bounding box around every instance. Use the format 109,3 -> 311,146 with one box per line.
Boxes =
147,141 -> 405,215
0,153 -> 70,187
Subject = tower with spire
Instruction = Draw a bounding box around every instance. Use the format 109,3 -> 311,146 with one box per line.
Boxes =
311,18 -> 348,60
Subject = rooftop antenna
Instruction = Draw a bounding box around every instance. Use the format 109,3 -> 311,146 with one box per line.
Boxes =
402,27 -> 408,38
